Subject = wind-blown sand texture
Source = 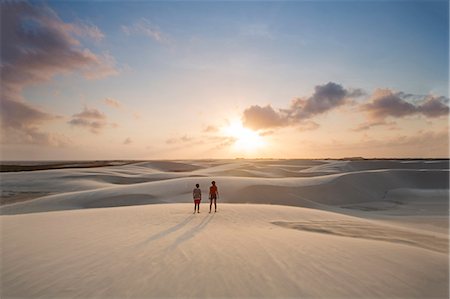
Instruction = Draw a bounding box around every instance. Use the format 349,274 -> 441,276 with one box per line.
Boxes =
1,159 -> 449,298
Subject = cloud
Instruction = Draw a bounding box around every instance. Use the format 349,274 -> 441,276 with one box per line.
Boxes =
243,82 -> 363,130
242,83 -> 448,132
304,128 -> 448,158
288,82 -> 359,118
1,126 -> 72,147
73,106 -> 106,119
418,96 -> 450,117
300,82 -> 363,117
259,130 -> 275,136
242,105 -> 288,130
1,2 -> 117,93
212,137 -> 237,150
0,94 -> 70,146
163,133 -> 237,153
166,135 -> 193,145
72,20 -> 105,42
123,137 -> 132,145
358,129 -> 449,157
297,121 -> 320,131
388,130 -> 448,147
122,18 -> 165,43
203,125 -> 219,133
352,121 -> 398,132
0,1 -> 118,146
67,118 -> 106,134
360,89 -> 449,121
1,98 -> 60,128
82,52 -> 119,79
68,106 -> 112,134
103,97 -> 121,109
200,135 -> 236,151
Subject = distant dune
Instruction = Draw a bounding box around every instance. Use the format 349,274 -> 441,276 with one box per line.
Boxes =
1,159 -> 448,298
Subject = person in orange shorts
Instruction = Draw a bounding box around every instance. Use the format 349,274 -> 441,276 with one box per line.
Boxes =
209,180 -> 219,213
192,183 -> 201,213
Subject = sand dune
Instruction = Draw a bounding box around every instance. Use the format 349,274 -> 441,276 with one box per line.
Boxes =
1,160 -> 448,215
1,204 -> 448,298
0,159 -> 448,298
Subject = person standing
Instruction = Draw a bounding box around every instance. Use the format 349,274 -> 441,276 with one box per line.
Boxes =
193,183 -> 201,213
209,181 -> 219,213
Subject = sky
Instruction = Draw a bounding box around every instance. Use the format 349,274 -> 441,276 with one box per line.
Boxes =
1,0 -> 449,160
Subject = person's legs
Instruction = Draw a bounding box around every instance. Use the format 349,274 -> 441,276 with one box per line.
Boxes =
194,202 -> 197,213
214,198 -> 217,212
209,199 -> 212,213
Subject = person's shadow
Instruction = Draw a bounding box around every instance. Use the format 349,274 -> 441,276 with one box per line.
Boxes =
166,213 -> 214,251
136,214 -> 195,248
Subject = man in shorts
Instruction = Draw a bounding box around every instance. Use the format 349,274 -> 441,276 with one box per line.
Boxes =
209,181 -> 219,213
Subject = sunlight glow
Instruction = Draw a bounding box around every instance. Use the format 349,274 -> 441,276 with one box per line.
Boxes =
222,120 -> 265,152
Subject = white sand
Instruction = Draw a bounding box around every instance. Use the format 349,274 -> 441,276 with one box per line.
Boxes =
1,159 -> 449,298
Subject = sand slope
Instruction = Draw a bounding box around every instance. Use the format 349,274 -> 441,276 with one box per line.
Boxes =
1,204 -> 448,298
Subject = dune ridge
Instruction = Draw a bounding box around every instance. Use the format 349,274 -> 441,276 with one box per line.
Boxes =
1,160 -> 448,215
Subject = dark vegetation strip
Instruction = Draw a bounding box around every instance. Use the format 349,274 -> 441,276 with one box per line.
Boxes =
0,161 -> 143,172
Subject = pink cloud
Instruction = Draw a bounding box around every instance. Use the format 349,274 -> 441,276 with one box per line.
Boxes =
68,106 -> 114,134
103,97 -> 121,109
121,18 -> 165,43
361,89 -> 449,121
243,82 -> 363,130
0,1 -> 118,146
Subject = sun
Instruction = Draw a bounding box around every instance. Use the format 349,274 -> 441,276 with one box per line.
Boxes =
222,120 -> 265,152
